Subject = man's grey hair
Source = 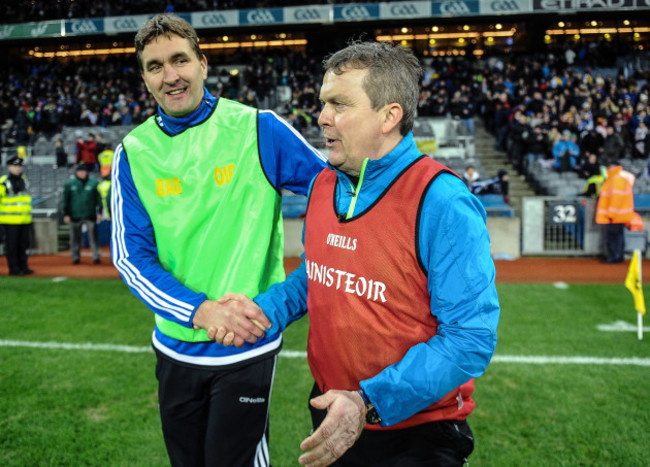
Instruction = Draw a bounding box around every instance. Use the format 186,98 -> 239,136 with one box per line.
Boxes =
323,40 -> 422,136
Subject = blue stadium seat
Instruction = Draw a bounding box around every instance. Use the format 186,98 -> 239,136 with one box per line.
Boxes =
477,194 -> 514,217
634,194 -> 650,215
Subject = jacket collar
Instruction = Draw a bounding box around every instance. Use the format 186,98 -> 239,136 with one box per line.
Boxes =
155,87 -> 217,135
331,132 -> 417,185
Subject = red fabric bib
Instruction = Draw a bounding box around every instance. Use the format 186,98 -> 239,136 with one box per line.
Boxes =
305,157 -> 474,429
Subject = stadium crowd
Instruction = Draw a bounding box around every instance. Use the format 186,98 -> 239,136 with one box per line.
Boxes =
0,48 -> 324,147
0,19 -> 649,197
474,40 -> 650,189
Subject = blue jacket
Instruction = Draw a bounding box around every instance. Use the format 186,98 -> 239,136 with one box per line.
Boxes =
553,139 -> 580,170
110,89 -> 326,365
255,132 -> 500,426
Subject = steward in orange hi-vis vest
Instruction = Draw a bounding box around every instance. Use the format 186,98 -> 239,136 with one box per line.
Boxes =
305,157 -> 474,430
597,164 -> 636,263
596,165 -> 634,225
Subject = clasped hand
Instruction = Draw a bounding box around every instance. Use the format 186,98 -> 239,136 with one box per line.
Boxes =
192,293 -> 271,348
193,294 -> 367,465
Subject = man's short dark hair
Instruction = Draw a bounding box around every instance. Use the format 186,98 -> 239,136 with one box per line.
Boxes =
134,13 -> 203,72
323,41 -> 422,136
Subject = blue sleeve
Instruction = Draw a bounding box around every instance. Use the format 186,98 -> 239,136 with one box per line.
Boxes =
110,143 -> 207,327
258,110 -> 326,194
361,174 -> 500,427
253,259 -> 308,336
252,176 -> 320,334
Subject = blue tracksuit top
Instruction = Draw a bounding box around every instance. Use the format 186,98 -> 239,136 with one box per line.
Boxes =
255,132 -> 501,427
110,89 -> 326,365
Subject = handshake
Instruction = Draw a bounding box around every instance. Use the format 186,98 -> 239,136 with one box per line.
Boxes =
192,293 -> 272,348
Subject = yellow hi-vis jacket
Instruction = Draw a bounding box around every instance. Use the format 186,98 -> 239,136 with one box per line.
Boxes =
98,149 -> 113,177
0,174 -> 32,225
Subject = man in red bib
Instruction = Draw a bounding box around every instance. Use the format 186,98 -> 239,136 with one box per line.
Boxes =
216,41 -> 500,466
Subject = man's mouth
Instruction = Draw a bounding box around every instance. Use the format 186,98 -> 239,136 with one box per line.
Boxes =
167,88 -> 186,96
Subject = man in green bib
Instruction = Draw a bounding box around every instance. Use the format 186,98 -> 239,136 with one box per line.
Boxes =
111,13 -> 325,466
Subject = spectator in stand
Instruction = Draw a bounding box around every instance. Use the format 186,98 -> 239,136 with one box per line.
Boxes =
462,163 -> 480,191
612,114 -> 632,153
633,120 -> 649,159
240,87 -> 259,108
508,111 -> 530,174
525,90 -> 545,115
553,129 -> 580,172
430,91 -> 449,117
75,132 -> 99,170
54,138 -> 69,169
469,169 -> 511,204
602,124 -> 625,163
417,88 -> 434,116
63,163 -> 102,265
579,151 -> 605,198
459,93 -> 476,136
523,124 -> 549,178
627,108 -> 649,134
493,91 -> 512,151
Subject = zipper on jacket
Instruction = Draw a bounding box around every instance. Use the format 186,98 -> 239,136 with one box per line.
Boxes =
345,158 -> 369,220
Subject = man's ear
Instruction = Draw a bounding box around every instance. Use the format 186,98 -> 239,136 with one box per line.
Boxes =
200,55 -> 208,80
381,103 -> 403,135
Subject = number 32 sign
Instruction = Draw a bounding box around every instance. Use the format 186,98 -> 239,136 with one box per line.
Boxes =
548,201 -> 580,225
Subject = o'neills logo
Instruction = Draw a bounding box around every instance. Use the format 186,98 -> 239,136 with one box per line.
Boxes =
305,259 -> 387,303
326,233 -> 357,251
239,397 -> 265,403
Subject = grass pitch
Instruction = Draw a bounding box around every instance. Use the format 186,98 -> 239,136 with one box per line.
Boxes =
0,278 -> 648,466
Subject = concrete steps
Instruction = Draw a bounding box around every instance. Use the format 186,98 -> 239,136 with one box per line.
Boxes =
473,124 -> 536,216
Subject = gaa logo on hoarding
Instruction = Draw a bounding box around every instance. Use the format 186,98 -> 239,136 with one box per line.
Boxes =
390,3 -> 420,16
294,8 -> 323,21
490,0 -> 522,11
201,13 -> 228,26
440,1 -> 471,15
112,18 -> 139,31
246,9 -> 276,24
30,23 -> 48,37
0,25 -> 15,39
341,5 -> 371,20
70,20 -> 99,34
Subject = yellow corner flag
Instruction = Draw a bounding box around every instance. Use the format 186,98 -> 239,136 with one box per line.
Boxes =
625,249 -> 646,316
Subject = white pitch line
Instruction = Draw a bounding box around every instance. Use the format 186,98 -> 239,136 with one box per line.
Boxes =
1,340 -> 649,367
0,339 -> 151,353
491,355 -> 650,367
597,320 -> 650,332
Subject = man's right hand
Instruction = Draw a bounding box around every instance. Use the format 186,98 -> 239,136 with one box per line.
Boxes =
192,295 -> 271,348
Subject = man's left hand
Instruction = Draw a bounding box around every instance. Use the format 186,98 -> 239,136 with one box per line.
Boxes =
298,389 -> 366,466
